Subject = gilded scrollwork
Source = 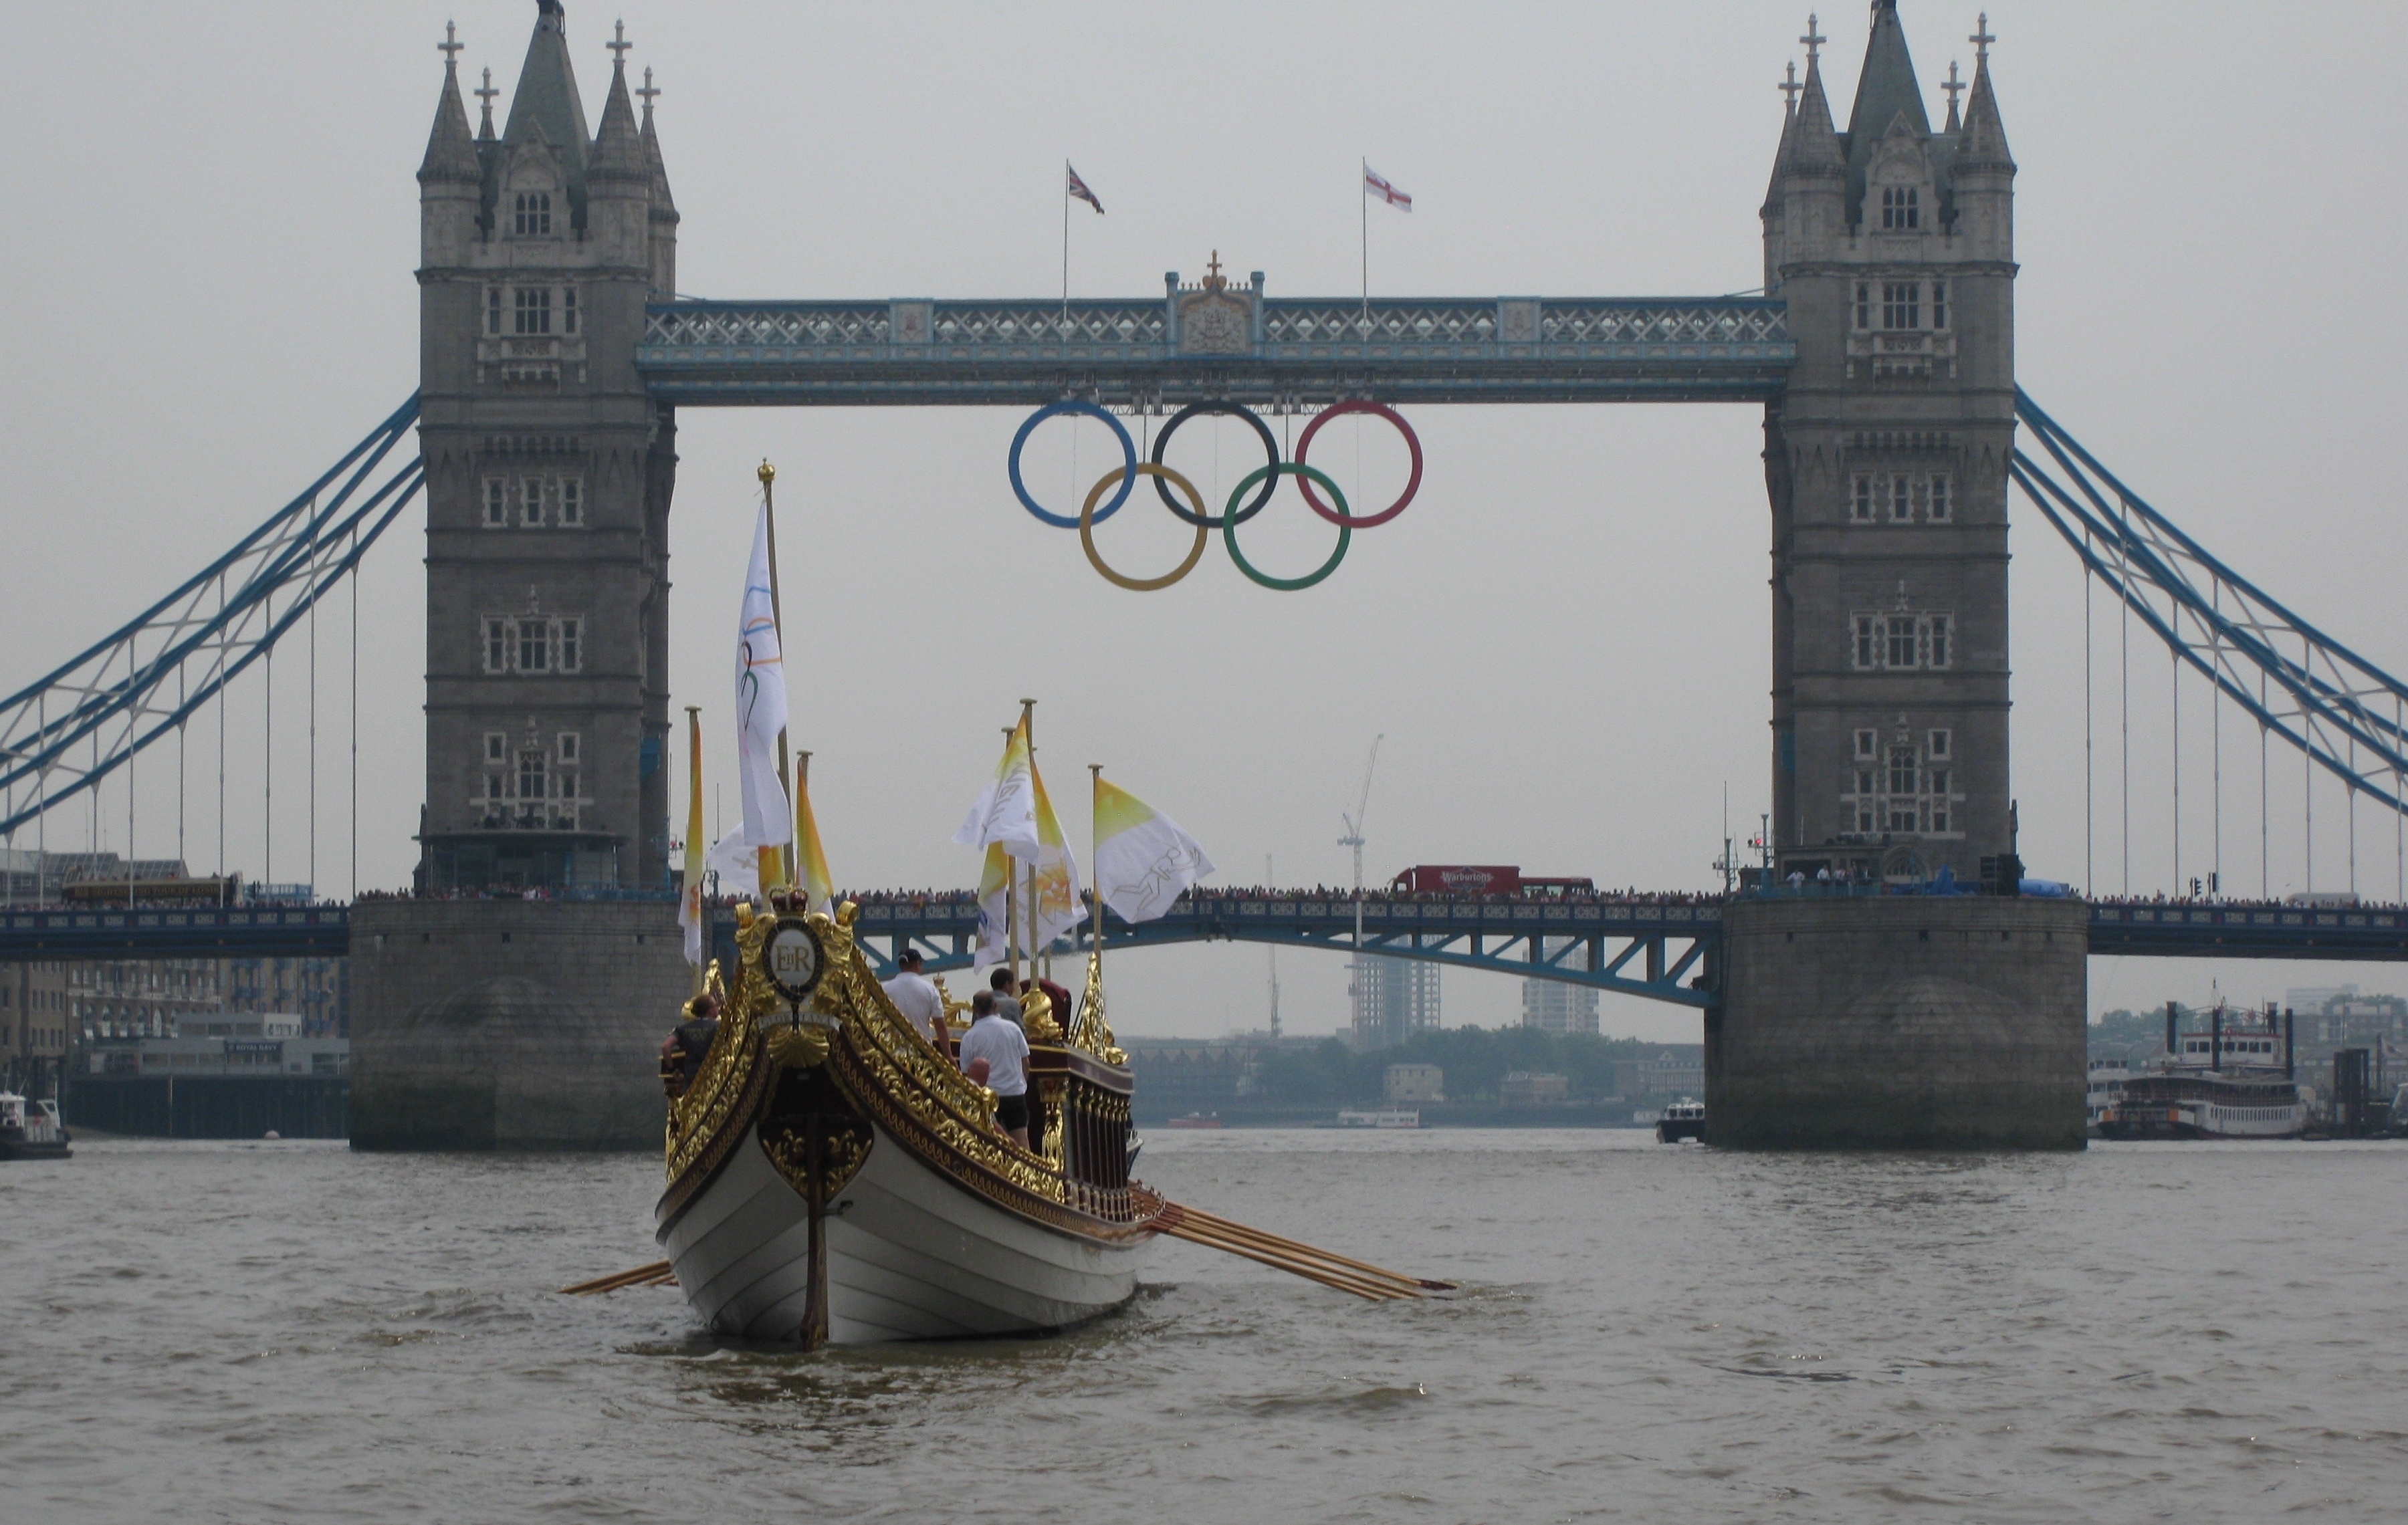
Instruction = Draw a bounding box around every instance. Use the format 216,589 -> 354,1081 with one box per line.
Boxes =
664,908 -> 775,1182
1065,950 -> 1127,1064
667,895 -> 1161,1240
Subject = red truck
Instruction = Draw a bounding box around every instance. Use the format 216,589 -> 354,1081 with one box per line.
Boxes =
1387,866 -> 1597,896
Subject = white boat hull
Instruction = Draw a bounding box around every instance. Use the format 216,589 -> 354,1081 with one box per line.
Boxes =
661,1118 -> 1150,1343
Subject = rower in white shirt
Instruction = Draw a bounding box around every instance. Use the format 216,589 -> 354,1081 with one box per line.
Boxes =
880,947 -> 948,1051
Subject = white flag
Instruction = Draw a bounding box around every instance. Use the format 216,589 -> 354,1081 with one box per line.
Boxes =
953,715 -> 1040,860
1092,776 -> 1214,925
703,505 -> 791,891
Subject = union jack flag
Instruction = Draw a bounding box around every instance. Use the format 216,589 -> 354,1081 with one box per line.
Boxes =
1066,162 -> 1104,214
1363,164 -> 1412,212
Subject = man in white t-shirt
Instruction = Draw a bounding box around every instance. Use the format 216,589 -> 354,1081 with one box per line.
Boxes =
958,989 -> 1032,1149
881,948 -> 947,1051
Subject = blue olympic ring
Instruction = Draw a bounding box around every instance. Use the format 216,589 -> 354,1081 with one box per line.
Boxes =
1008,402 -> 1137,529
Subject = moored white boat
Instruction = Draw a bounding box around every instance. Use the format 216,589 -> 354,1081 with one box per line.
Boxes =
0,1092 -> 70,1161
2098,1002 -> 2306,1141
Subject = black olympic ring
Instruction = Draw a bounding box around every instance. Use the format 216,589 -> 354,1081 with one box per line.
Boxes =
1149,401 -> 1282,527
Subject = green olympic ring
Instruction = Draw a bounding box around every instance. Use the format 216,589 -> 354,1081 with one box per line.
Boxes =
1220,463 -> 1351,592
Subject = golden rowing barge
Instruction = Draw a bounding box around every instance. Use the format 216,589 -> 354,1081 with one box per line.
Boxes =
655,899 -> 1158,1345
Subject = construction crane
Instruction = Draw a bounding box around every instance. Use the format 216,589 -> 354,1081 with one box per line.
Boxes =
1338,735 -> 1383,1034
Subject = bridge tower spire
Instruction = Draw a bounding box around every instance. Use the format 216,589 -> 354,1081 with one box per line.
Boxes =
1760,1 -> 2016,887
413,0 -> 680,893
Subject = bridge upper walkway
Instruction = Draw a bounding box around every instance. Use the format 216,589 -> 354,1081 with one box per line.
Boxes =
635,296 -> 1795,408
8,897 -> 2407,1004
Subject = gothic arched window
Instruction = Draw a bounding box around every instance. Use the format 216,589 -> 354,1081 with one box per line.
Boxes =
1880,185 -> 1920,230
513,191 -> 554,237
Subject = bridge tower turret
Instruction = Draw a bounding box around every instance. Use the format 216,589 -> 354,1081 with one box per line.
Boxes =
413,2 -> 678,891
1761,1 -> 2015,886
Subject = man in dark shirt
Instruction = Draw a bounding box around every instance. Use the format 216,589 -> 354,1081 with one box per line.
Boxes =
660,992 -> 722,1098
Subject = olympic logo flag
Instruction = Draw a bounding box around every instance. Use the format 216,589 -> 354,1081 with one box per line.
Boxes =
703,504 -> 792,895
954,715 -> 1040,860
1025,762 -> 1088,949
1006,399 -> 1423,591
1093,776 -> 1214,925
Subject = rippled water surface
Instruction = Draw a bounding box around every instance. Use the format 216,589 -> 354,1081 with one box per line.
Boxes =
6,1131 -> 2405,1522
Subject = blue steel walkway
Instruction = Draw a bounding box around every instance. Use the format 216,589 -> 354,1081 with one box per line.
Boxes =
7,897 -> 2407,1000
637,294 -> 1795,408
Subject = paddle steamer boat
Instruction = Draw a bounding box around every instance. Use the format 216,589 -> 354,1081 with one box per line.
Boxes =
2097,1003 -> 2306,1141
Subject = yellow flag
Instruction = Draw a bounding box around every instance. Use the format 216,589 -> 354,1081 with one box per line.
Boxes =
795,761 -> 835,914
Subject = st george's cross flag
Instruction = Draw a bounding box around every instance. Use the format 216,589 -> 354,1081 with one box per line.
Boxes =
1067,161 -> 1104,214
1363,164 -> 1412,212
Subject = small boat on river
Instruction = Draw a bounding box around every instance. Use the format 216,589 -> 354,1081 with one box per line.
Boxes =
1655,1098 -> 1706,1143
0,1092 -> 71,1161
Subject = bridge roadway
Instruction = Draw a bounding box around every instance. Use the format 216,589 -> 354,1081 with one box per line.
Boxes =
7,897 -> 2408,1003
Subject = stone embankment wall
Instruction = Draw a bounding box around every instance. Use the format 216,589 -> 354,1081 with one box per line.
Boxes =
1711,897 -> 2087,1149
350,900 -> 686,1150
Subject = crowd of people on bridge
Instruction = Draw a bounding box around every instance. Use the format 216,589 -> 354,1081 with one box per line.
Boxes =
39,879 -> 2408,917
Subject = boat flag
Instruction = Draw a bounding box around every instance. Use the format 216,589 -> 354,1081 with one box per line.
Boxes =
794,754 -> 835,916
953,715 -> 1041,860
1363,164 -> 1412,212
1025,759 -> 1089,953
703,504 -> 792,895
973,841 -> 1012,971
679,707 -> 706,970
1091,776 -> 1215,924
1066,161 -> 1104,214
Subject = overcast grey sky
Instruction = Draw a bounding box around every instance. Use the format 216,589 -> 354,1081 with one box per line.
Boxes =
5,2 -> 2405,1040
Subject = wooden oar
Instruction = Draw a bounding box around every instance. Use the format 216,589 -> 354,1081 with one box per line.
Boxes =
1158,1201 -> 1448,1293
1164,1201 -> 1458,1292
1154,1199 -> 1454,1301
560,1260 -> 677,1296
1154,1210 -> 1413,1300
1159,1220 -> 1411,1301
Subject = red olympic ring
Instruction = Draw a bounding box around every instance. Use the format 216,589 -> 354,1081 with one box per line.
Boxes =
1292,401 -> 1423,528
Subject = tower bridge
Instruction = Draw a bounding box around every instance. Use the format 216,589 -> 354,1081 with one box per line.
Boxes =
8,1 -> 2408,1147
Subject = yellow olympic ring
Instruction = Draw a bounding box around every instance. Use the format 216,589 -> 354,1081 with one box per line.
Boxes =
1080,464 -> 1210,591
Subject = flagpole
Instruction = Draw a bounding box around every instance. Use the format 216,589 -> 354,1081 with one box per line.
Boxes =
1359,156 -> 1369,329
685,704 -> 704,996
1089,764 -> 1104,982
1003,724 -> 1020,990
1020,697 -> 1038,983
1061,160 -> 1071,317
757,459 -> 792,893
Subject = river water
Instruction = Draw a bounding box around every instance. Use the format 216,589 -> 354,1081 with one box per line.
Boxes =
5,1131 -> 2403,1523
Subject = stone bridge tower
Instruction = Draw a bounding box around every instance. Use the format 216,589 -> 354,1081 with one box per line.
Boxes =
413,1 -> 679,891
1761,1 -> 2015,886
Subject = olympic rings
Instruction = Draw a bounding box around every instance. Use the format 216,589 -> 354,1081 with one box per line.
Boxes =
1080,464 -> 1211,591
1149,401 -> 1282,527
1293,400 -> 1423,527
1009,400 -> 1137,528
1220,463 -> 1351,592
